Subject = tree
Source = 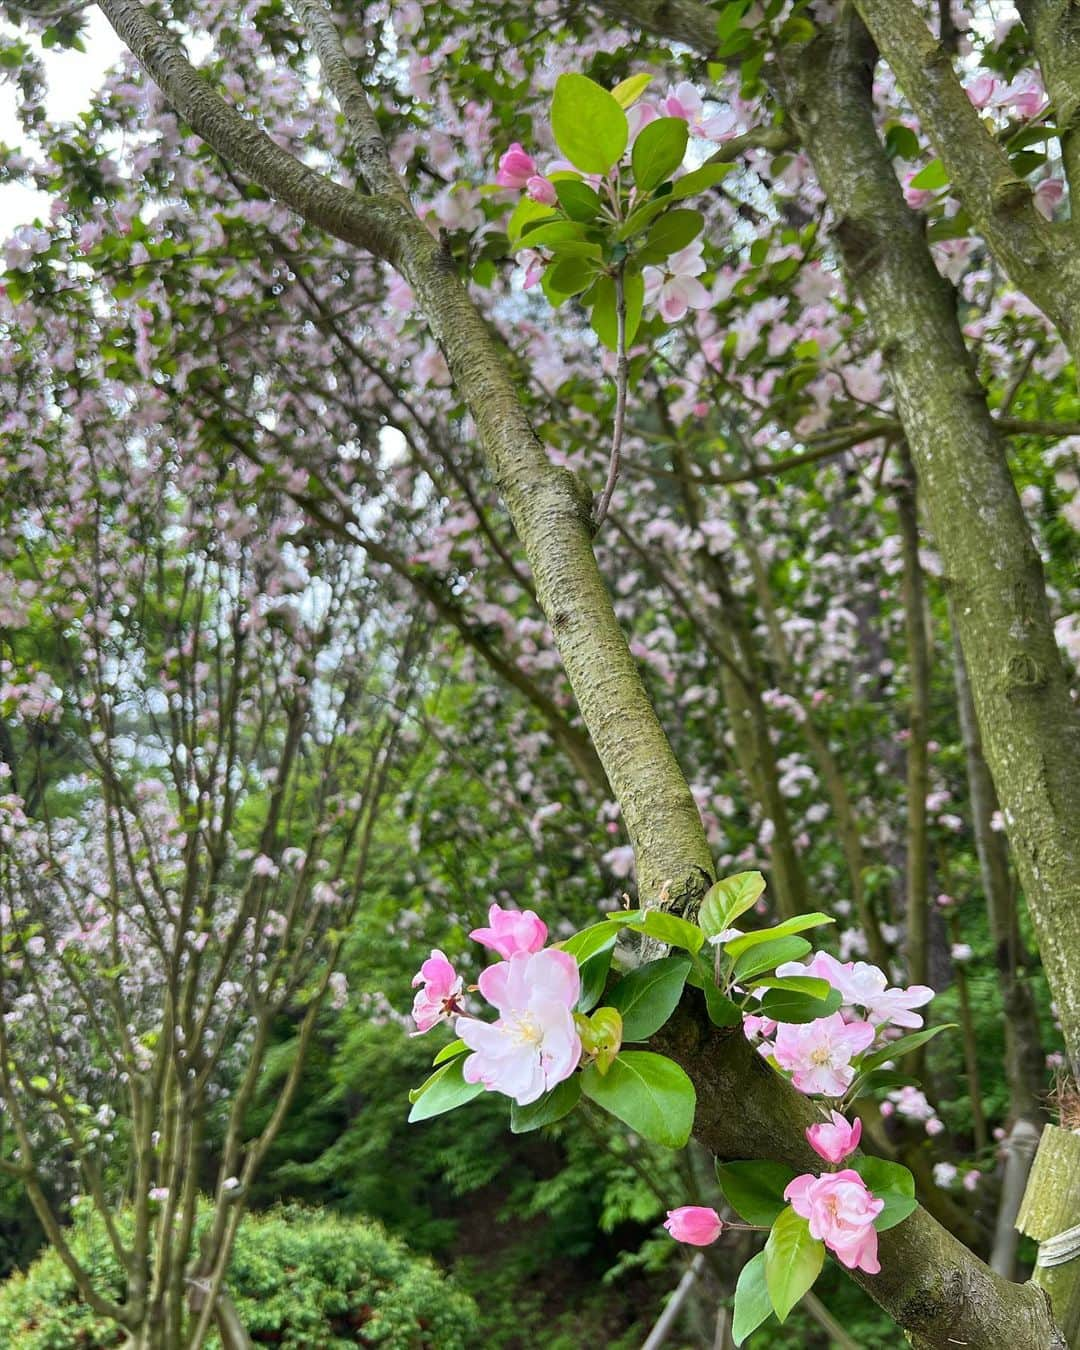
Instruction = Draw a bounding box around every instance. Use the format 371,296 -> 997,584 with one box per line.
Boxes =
1,0 -> 1078,1345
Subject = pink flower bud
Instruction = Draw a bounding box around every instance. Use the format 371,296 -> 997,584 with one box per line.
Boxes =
410,949 -> 464,1034
525,175 -> 558,206
470,903 -> 547,959
496,142 -> 537,189
664,1206 -> 724,1245
806,1110 -> 862,1164
925,1116 -> 945,1136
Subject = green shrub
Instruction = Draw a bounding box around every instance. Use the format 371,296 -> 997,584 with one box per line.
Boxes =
0,1203 -> 478,1349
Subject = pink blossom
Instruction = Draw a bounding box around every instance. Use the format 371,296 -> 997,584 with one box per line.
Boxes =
965,72 -> 999,109
470,903 -> 548,959
663,81 -> 704,122
410,949 -> 464,1034
807,1110 -> 862,1164
664,1205 -> 724,1245
785,1170 -> 883,1272
902,170 -> 935,210
457,948 -> 581,1105
925,1116 -> 945,1137
526,175 -> 558,206
643,241 -> 710,323
742,1013 -> 778,1042
841,963 -> 934,1029
517,248 -> 545,290
1034,178 -> 1064,220
496,142 -> 538,189
627,101 -> 660,140
963,1169 -> 980,1192
773,1013 -> 875,1096
993,74 -> 1047,121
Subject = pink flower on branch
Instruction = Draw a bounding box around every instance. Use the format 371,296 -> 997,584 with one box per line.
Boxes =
773,1013 -> 875,1096
470,902 -> 548,959
785,1170 -> 884,1272
410,949 -> 464,1034
496,142 -> 538,189
643,241 -> 711,323
664,1206 -> 724,1245
526,175 -> 558,205
806,1110 -> 862,1164
457,948 -> 581,1105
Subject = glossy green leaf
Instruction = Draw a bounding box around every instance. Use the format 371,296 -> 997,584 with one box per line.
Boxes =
611,72 -> 652,109
431,1038 -> 467,1067
407,1057 -> 484,1123
558,922 -> 619,964
576,944 -> 614,1013
551,73 -> 628,174
507,194 -> 557,241
608,954 -> 692,1040
716,1160 -> 796,1225
699,871 -> 766,937
909,158 -> 948,191
510,1075 -> 582,1134
626,909 -> 704,953
555,178 -> 603,222
759,985 -> 843,1024
669,161 -> 736,199
725,913 -> 834,958
732,1252 -> 773,1345
764,1207 -> 825,1322
858,1024 -> 954,1074
732,935 -> 811,982
545,255 -> 597,298
637,207 -> 704,263
747,975 -> 832,1000
631,117 -> 689,192
854,1157 -> 918,1231
581,1051 -> 696,1148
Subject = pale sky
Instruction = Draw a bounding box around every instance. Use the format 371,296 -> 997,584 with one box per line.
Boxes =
0,10 -> 125,236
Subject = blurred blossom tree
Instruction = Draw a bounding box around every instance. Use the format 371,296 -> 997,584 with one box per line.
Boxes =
0,0 -> 1077,1345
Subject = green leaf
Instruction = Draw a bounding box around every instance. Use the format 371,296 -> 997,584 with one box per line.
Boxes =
432,1038 -> 466,1066
703,980 -> 743,1025
545,255 -> 596,297
748,976 -> 832,999
510,1075 -> 582,1133
716,1161 -> 796,1225
732,936 -> 811,982
576,944 -> 614,1012
551,73 -> 629,174
727,913 -> 834,955
732,1252 -> 774,1345
523,221 -> 602,260
884,123 -> 921,161
589,270 -> 645,351
606,909 -> 646,925
407,1057 -> 484,1123
669,161 -> 736,200
858,1024 -> 954,1074
581,1051 -> 696,1148
611,72 -> 652,109
555,178 -> 603,222
631,117 -> 689,192
608,954 -> 692,1040
507,195 -> 557,242
617,195 -> 674,239
699,871 -> 766,937
558,922 -> 619,964
909,158 -> 948,190
627,910 -> 704,954
759,985 -> 843,1024
854,1157 -> 918,1230
637,207 -> 704,263
764,1207 -> 825,1323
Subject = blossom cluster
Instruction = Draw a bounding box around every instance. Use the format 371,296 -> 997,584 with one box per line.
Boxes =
410,904 -> 583,1105
666,1108 -> 883,1273
744,951 -> 933,1097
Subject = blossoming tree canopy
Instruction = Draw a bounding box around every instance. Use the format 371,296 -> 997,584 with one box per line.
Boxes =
0,0 -> 1078,1346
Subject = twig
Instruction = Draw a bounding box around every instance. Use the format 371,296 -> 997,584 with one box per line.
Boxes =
593,266 -> 629,529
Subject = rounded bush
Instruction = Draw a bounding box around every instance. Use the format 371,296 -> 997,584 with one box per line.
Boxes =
0,1203 -> 478,1349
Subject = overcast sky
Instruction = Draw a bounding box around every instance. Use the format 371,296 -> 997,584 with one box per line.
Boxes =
0,11 -> 125,236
